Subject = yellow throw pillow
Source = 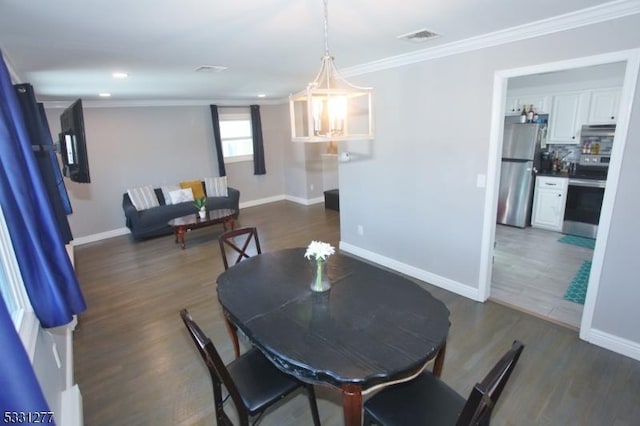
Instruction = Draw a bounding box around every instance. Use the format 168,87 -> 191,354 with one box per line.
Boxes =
179,180 -> 205,200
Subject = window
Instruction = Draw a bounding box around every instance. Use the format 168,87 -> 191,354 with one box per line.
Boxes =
219,111 -> 253,163
0,204 -> 37,356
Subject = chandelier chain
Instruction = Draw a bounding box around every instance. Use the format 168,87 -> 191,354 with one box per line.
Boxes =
322,0 -> 330,56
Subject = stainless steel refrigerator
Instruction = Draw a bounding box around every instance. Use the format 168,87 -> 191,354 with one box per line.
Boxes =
496,117 -> 546,228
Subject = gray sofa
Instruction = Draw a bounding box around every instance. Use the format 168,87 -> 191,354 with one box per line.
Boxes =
122,185 -> 240,240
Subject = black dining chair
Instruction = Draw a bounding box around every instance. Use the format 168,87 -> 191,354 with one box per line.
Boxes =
180,309 -> 321,426
218,227 -> 262,358
363,340 -> 524,426
218,226 -> 262,270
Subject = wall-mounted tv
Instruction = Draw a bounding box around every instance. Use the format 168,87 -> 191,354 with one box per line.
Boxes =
59,99 -> 90,183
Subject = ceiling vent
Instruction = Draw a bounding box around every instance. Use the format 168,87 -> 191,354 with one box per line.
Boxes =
398,28 -> 440,43
194,65 -> 228,73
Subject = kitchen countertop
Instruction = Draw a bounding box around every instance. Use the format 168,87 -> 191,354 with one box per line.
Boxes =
537,171 -> 570,178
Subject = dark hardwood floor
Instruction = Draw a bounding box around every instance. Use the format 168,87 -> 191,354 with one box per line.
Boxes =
73,201 -> 640,425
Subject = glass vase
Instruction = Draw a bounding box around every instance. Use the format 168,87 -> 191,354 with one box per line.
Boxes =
310,259 -> 331,292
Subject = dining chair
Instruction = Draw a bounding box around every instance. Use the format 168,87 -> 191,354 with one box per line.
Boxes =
218,226 -> 262,358
218,226 -> 262,270
363,340 -> 524,426
180,309 -> 321,426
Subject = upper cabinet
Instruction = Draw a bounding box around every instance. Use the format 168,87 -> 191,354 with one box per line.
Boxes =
547,91 -> 590,144
506,94 -> 550,115
587,88 -> 621,124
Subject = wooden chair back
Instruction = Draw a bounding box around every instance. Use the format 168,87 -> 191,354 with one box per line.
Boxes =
218,227 -> 262,270
456,340 -> 525,426
179,309 -> 247,424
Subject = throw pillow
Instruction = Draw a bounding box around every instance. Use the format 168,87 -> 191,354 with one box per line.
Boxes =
204,176 -> 228,197
160,184 -> 181,206
180,180 -> 205,200
127,185 -> 160,211
168,188 -> 194,204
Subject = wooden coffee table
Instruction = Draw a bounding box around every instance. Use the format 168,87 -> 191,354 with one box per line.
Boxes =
168,208 -> 236,249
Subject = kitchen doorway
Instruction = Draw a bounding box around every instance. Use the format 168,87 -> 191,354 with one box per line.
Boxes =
492,63 -> 624,329
477,49 -> 640,338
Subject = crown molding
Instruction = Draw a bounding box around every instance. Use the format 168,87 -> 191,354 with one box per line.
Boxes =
42,98 -> 284,109
342,0 -> 640,77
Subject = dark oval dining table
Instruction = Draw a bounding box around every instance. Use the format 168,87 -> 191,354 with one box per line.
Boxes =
216,248 -> 450,426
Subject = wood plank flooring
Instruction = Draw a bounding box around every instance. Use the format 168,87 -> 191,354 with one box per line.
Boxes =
491,225 -> 591,329
73,201 -> 640,425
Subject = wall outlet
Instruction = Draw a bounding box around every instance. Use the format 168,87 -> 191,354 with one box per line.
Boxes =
476,174 -> 486,188
357,225 -> 364,235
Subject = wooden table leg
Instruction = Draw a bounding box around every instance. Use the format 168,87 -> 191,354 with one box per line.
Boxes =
176,226 -> 187,250
432,340 -> 447,378
342,384 -> 363,426
223,216 -> 235,232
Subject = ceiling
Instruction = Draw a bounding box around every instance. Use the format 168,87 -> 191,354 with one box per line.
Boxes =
0,0 -> 629,105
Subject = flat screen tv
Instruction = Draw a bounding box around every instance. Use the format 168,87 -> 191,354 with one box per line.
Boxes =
59,99 -> 90,183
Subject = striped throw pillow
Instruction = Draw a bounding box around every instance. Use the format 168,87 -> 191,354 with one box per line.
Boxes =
127,185 -> 160,211
204,176 -> 228,197
161,184 -> 181,205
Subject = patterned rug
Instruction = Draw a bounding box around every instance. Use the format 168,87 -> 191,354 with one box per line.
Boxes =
558,234 -> 596,250
564,260 -> 592,304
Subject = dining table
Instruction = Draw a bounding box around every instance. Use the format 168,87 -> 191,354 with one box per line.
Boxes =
216,247 -> 451,426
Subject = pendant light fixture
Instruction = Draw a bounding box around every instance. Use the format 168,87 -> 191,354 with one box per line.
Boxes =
289,0 -> 374,143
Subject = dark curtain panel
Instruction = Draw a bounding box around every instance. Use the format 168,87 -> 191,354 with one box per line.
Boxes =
0,301 -> 51,419
250,105 -> 266,175
0,52 -> 86,328
209,105 -> 226,177
14,84 -> 73,244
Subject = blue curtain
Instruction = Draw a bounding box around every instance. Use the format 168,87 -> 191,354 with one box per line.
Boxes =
0,51 -> 86,328
250,105 -> 266,175
0,301 -> 52,422
14,84 -> 73,244
209,105 -> 226,176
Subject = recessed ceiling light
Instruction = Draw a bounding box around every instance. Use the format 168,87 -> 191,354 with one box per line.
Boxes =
98,93 -> 111,97
112,72 -> 128,79
257,94 -> 266,98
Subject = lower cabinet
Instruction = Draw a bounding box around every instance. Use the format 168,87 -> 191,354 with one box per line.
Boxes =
531,176 -> 568,231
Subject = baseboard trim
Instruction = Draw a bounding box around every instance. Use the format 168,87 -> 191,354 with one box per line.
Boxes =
284,195 -> 325,206
60,384 -> 83,426
339,241 -> 481,301
584,328 -> 640,362
239,195 -> 286,208
71,227 -> 130,246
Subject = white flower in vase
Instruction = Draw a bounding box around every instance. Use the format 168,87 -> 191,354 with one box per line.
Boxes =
304,241 -> 335,292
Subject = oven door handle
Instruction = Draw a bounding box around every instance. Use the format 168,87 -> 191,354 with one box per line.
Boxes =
568,178 -> 606,188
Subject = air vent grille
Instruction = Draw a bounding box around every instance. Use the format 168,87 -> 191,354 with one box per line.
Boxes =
194,65 -> 228,73
398,28 -> 441,43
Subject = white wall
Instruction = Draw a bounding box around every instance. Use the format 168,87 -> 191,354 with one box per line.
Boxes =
338,15 -> 640,349
45,104 -> 289,239
591,69 -> 640,344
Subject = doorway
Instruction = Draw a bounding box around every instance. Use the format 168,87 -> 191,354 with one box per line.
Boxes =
478,49 -> 640,339
491,63 -> 625,329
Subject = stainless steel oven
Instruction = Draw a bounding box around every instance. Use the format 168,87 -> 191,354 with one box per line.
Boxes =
563,178 -> 605,239
562,124 -> 614,239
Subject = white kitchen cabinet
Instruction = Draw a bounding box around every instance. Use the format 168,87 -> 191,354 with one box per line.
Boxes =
547,92 -> 589,144
532,176 -> 568,231
587,88 -> 620,124
505,94 -> 550,115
